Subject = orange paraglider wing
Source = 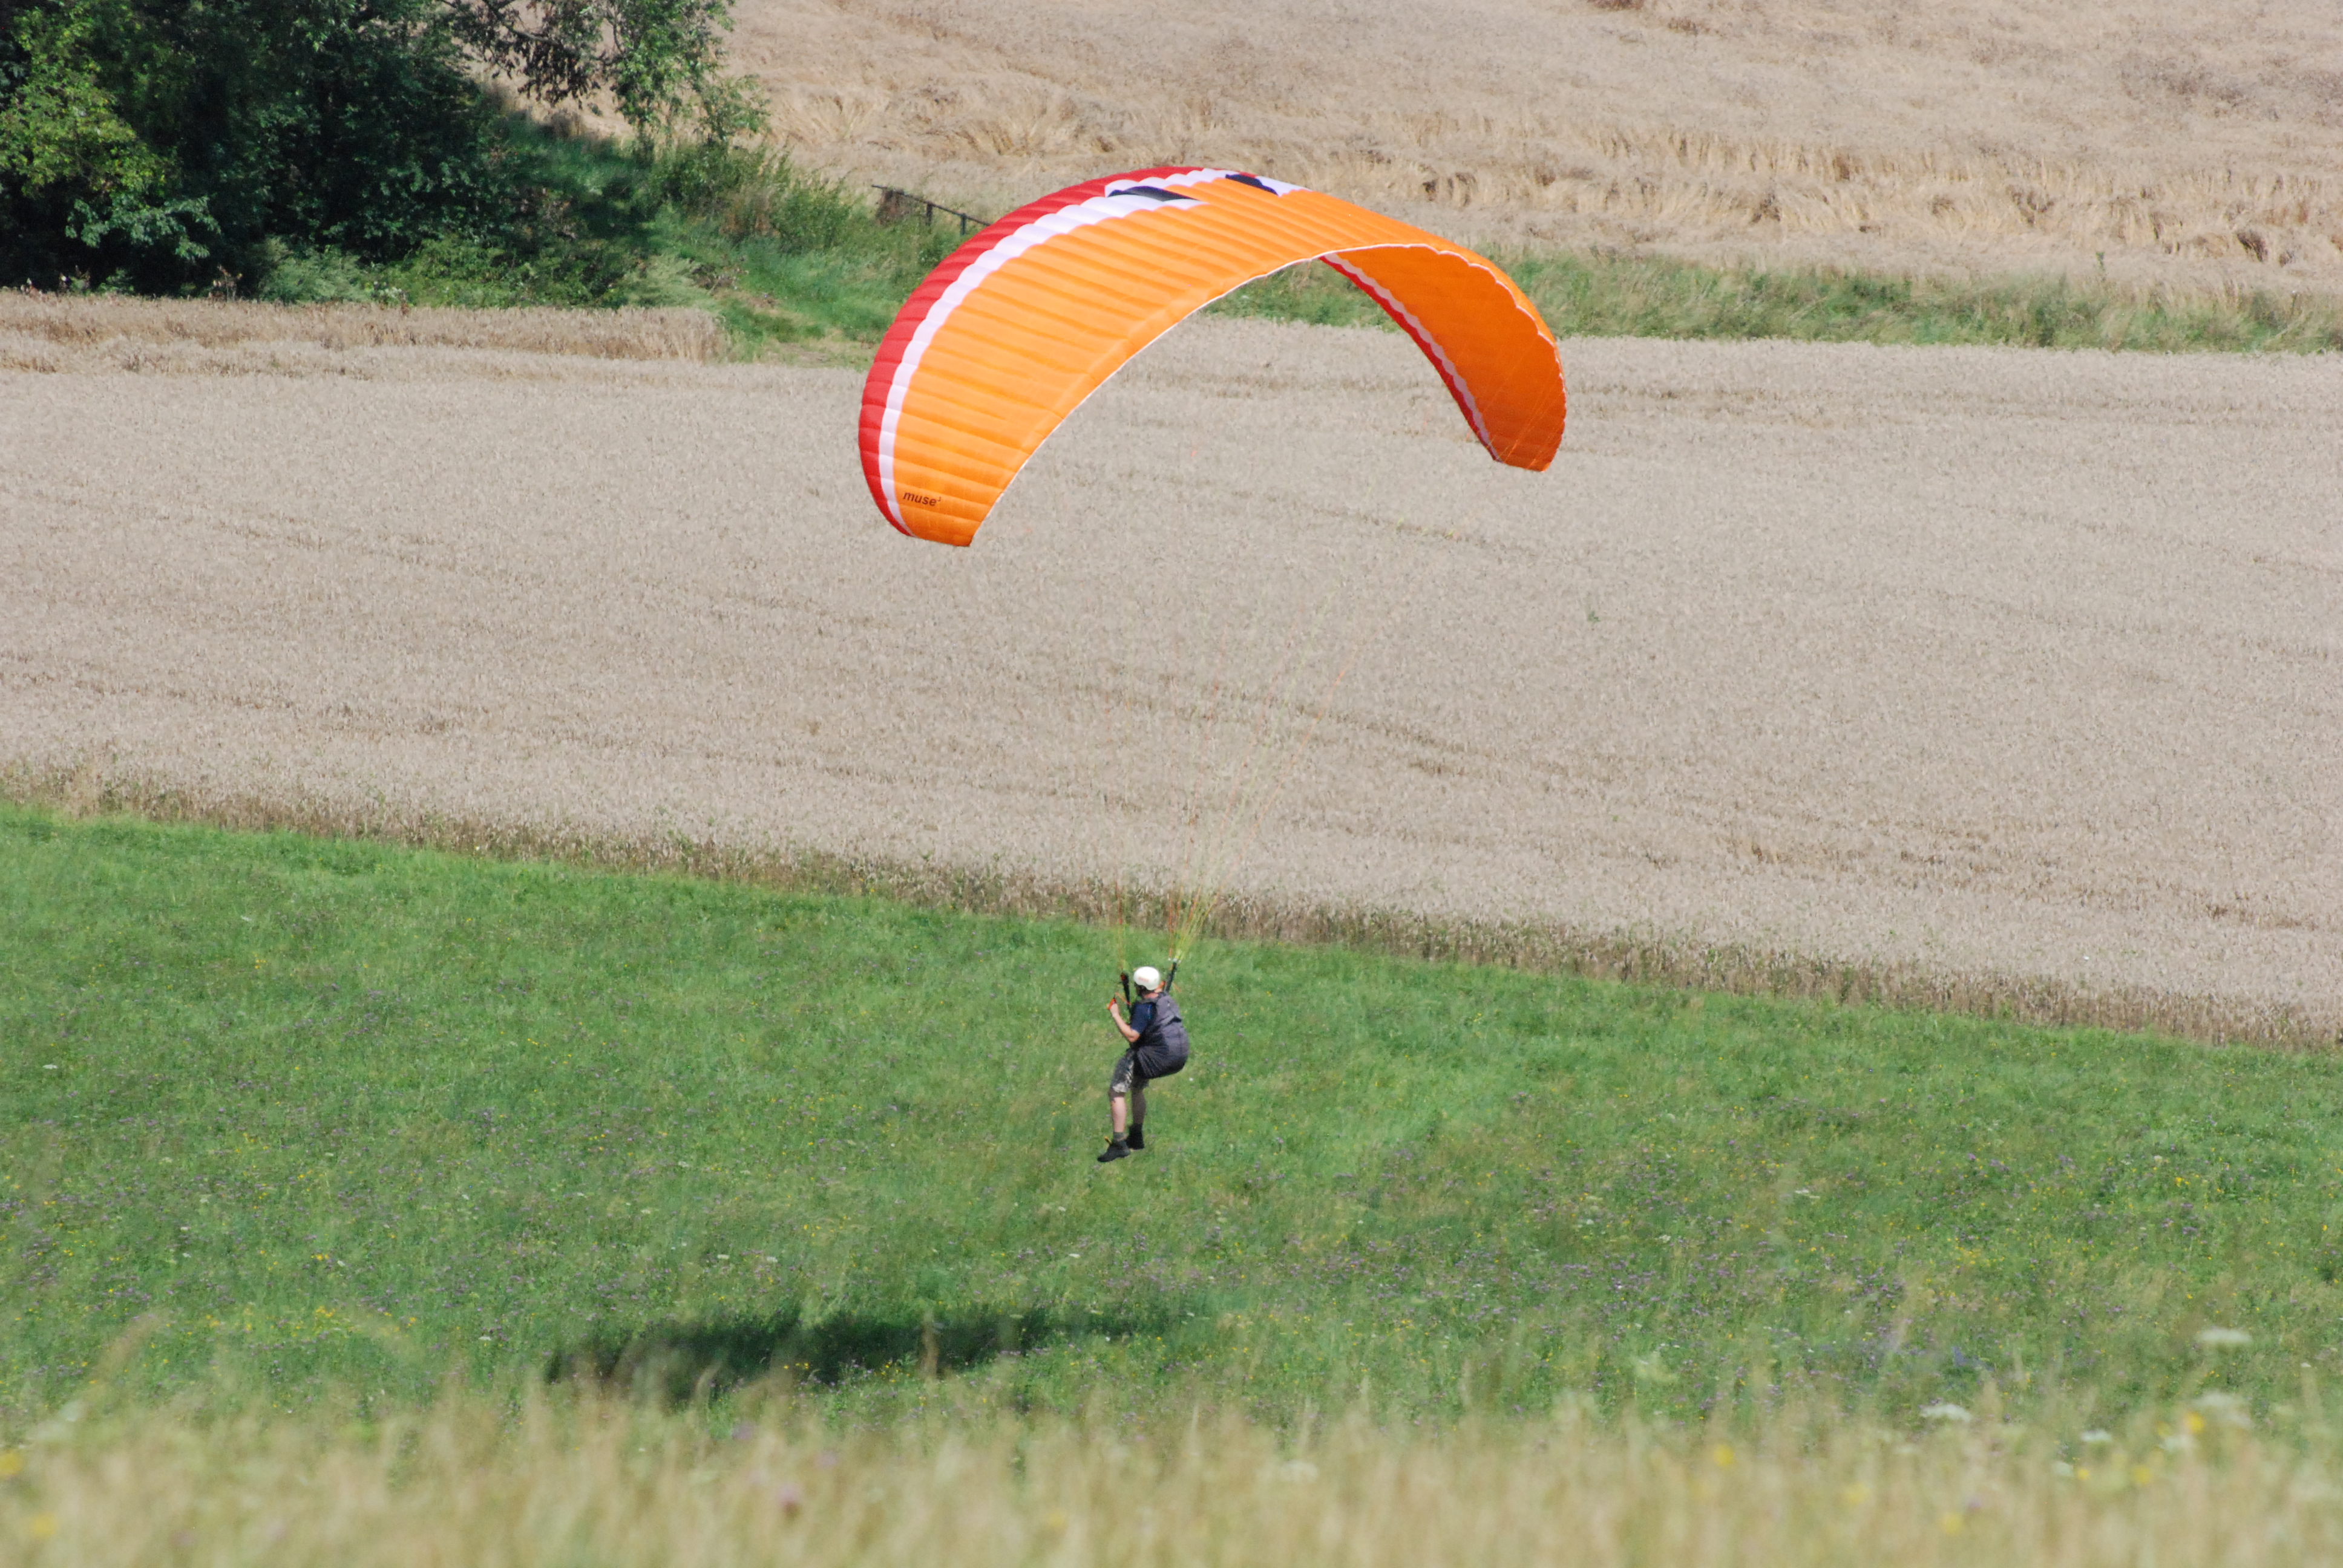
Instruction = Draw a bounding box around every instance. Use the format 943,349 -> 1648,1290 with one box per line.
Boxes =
857,168 -> 1566,546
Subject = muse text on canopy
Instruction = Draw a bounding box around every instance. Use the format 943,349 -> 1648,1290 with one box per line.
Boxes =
858,168 -> 1568,547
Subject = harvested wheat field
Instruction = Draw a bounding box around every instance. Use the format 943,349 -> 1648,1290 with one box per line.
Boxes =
736,0 -> 2343,293
2,317 -> 2336,1039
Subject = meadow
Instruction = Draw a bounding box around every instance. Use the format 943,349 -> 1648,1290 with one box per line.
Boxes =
13,805 -> 2343,1564
11,1387 -> 2343,1567
1214,255 -> 2343,354
7,803 -> 2341,1434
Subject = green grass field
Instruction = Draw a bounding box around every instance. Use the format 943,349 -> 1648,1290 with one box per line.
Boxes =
5,805 -> 2338,1435
1213,255 -> 2343,354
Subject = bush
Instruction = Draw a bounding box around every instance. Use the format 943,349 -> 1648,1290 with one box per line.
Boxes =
252,242 -> 390,304
0,0 -> 748,295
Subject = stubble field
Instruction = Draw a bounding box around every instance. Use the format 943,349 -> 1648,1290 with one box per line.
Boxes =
2,312 -> 2335,1039
733,0 -> 2343,293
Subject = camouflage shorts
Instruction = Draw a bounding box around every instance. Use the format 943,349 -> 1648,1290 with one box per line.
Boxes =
1110,1043 -> 1188,1096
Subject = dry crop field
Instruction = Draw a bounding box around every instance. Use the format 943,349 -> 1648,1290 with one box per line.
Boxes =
733,0 -> 2343,293
0,296 -> 727,372
2,305 -> 2335,1039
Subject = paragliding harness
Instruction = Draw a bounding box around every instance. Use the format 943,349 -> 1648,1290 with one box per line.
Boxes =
1112,962 -> 1188,1095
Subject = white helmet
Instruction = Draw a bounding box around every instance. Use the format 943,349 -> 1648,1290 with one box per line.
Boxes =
1131,965 -> 1162,991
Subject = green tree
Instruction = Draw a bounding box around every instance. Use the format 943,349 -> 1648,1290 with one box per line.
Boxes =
0,0 -> 215,284
449,0 -> 761,138
0,0 -> 747,293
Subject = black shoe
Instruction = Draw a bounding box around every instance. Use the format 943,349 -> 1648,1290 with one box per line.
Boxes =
1096,1138 -> 1132,1163
1127,1125 -> 1145,1151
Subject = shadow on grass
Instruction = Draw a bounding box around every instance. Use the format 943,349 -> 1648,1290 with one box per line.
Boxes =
549,1302 -> 1182,1402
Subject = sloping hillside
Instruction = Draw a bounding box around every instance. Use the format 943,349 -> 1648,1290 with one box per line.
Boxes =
733,0 -> 2343,292
8,805 -> 2343,1424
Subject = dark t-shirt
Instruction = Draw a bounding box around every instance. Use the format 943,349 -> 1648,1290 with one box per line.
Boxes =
1127,997 -> 1158,1041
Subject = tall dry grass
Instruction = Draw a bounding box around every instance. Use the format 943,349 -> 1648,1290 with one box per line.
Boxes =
4,1384 -> 2339,1566
0,293 -> 725,373
732,0 -> 2343,293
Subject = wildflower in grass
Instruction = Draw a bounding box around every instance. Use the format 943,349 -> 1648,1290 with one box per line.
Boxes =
2192,1391 -> 2250,1428
2080,1429 -> 2114,1445
1921,1402 -> 1971,1423
2196,1326 -> 2251,1349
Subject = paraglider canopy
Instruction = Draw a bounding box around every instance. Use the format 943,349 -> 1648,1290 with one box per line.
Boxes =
858,168 -> 1567,546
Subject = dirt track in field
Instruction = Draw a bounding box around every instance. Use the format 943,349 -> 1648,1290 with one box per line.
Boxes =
2,322 -> 2336,1035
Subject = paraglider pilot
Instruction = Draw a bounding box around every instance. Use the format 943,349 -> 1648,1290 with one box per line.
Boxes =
1100,965 -> 1188,1163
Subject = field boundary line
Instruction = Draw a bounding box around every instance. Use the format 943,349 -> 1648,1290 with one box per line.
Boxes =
5,759 -> 2328,1050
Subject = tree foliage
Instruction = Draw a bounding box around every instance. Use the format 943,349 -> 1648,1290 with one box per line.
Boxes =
450,0 -> 758,137
0,0 -> 750,293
